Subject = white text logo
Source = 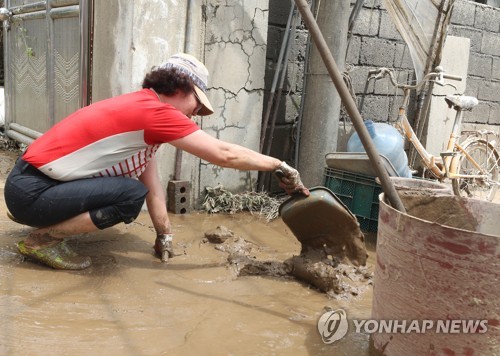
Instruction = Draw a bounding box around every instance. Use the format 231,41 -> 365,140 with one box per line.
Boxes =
353,319 -> 488,334
318,310 -> 489,344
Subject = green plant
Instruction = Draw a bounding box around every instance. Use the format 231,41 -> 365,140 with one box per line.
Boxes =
13,19 -> 35,57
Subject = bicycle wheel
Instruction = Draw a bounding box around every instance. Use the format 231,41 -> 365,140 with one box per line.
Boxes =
451,138 -> 499,201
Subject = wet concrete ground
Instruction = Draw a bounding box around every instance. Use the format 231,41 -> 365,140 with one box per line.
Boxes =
0,150 -> 375,355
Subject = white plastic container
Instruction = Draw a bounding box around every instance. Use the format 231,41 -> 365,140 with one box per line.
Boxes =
347,120 -> 412,178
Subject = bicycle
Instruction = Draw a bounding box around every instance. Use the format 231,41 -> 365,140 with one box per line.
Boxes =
366,67 -> 499,202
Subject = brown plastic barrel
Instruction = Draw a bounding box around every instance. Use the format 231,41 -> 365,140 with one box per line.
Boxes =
371,180 -> 499,355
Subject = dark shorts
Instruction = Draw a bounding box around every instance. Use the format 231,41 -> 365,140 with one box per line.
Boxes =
4,159 -> 148,229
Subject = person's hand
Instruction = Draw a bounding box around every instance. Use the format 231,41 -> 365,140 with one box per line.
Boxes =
154,234 -> 175,262
274,162 -> 310,196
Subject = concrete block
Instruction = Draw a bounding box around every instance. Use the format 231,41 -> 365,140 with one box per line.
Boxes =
348,66 -> 374,94
379,11 -> 401,41
167,180 -> 191,214
493,58 -> 500,80
478,81 -> 500,102
351,8 -> 380,36
467,102 -> 490,124
358,95 -> 391,121
464,77 -> 481,98
481,32 -> 500,56
489,103 -> 500,125
474,5 -> 500,32
463,102 -> 489,124
360,38 -> 396,67
468,53 -> 492,78
451,0 -> 476,27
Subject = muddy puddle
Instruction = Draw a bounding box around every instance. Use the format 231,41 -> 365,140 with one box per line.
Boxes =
0,148 -> 376,355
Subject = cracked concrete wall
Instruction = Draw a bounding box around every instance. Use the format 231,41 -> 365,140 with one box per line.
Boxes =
91,0 -> 269,209
200,0 -> 269,195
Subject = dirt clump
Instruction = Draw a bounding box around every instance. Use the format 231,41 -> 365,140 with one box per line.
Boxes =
204,225 -> 234,243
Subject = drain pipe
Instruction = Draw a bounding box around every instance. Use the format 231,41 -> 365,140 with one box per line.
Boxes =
294,0 -> 406,213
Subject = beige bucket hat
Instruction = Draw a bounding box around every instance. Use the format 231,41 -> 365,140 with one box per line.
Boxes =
161,53 -> 214,116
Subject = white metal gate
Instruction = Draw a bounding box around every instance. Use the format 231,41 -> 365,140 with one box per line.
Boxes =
0,0 -> 92,144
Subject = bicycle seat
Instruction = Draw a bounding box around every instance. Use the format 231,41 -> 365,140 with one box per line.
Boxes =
445,95 -> 478,111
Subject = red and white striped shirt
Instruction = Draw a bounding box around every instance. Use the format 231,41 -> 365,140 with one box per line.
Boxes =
22,89 -> 200,181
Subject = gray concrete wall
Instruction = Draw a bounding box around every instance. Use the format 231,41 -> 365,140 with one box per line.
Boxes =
200,0 -> 269,195
265,0 -> 500,172
91,0 -> 269,206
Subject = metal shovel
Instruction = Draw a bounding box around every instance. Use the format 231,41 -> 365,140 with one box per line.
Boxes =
278,187 -> 367,266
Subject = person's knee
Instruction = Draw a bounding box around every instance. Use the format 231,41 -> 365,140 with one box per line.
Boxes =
120,193 -> 147,223
90,181 -> 148,229
121,180 -> 149,207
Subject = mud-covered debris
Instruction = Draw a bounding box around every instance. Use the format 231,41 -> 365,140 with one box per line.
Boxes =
228,247 -> 373,298
214,236 -> 258,256
204,225 -> 234,244
228,254 -> 292,277
205,225 -> 372,299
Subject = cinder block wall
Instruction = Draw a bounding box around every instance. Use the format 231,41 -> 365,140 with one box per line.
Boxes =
265,0 -> 500,160
449,1 -> 500,125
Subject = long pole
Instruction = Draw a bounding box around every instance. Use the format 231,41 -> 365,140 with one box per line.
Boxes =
294,0 -> 406,213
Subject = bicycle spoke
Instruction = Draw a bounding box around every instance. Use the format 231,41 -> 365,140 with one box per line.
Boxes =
452,139 -> 499,202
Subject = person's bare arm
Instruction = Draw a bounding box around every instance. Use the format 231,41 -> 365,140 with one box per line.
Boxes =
170,130 -> 309,196
138,156 -> 171,235
170,130 -> 281,171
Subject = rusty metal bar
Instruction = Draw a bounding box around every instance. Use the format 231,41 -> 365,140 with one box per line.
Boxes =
294,0 -> 406,213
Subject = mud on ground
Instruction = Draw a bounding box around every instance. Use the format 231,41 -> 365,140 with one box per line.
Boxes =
0,149 -> 375,355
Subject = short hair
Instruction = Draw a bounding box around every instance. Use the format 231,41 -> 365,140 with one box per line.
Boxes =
142,66 -> 194,96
